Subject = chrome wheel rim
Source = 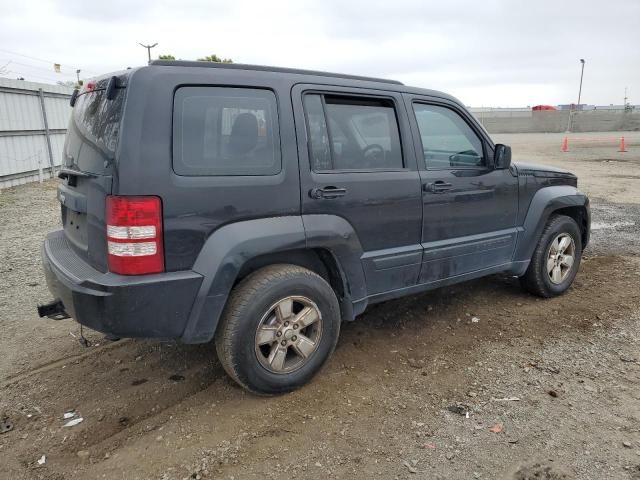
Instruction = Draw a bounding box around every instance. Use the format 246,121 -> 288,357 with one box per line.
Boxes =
547,233 -> 576,284
254,296 -> 323,374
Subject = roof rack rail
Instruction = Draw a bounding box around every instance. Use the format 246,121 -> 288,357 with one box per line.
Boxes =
150,60 -> 403,86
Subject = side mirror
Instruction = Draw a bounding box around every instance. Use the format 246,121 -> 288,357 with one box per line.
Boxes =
494,144 -> 512,169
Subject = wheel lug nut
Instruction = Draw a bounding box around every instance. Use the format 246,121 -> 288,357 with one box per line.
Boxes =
284,321 -> 289,327
292,335 -> 297,341
293,324 -> 298,329
281,340 -> 287,346
276,331 -> 282,337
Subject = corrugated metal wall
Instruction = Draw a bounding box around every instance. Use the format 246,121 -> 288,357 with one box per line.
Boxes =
0,78 -> 73,188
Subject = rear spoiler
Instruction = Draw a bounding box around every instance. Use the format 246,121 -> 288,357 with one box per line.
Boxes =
70,71 -> 130,107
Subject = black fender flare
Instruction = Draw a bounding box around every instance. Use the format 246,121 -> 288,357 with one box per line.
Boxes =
181,215 -> 366,343
302,214 -> 367,308
513,185 -> 590,264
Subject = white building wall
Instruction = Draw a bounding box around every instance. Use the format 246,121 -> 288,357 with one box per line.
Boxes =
43,96 -> 73,130
0,77 -> 73,188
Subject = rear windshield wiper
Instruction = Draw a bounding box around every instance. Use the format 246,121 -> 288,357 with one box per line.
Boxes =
58,167 -> 97,179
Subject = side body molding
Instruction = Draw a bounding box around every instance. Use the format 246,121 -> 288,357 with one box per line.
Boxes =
182,216 -> 306,343
513,185 -> 590,266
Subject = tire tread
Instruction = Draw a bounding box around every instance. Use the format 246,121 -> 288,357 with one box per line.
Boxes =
214,264 -> 335,394
521,214 -> 582,298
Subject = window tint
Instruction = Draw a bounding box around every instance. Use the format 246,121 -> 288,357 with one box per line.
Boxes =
173,87 -> 280,176
413,104 -> 484,169
65,88 -> 126,173
304,94 -> 403,171
303,94 -> 332,170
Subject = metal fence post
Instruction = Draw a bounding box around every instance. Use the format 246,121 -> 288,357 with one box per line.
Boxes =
38,88 -> 56,178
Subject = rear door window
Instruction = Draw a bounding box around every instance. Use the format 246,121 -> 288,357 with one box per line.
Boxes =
173,87 -> 281,176
303,93 -> 404,171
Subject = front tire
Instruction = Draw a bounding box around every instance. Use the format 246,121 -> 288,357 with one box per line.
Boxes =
215,264 -> 341,395
520,215 -> 583,298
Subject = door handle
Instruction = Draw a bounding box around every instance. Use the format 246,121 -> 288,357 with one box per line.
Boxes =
309,186 -> 347,199
424,181 -> 453,193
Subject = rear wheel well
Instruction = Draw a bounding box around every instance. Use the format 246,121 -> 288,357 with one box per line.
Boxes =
552,206 -> 589,248
236,248 -> 350,318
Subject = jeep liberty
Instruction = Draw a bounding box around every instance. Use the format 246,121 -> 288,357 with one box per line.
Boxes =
38,61 -> 590,394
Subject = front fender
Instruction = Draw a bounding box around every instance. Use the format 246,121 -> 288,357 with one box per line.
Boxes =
513,185 -> 590,263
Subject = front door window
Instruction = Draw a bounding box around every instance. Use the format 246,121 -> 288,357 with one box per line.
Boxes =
413,103 -> 485,169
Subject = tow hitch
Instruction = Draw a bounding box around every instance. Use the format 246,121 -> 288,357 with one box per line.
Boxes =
37,299 -> 71,320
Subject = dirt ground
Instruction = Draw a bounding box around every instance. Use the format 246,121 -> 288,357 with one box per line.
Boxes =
1,131 -> 639,480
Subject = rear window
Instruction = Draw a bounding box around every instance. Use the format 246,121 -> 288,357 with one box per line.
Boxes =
65,88 -> 126,174
173,87 -> 281,176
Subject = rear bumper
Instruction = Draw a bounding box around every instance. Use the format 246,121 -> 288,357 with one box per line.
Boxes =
41,230 -> 203,339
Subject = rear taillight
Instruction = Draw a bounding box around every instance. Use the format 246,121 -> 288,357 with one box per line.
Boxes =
106,196 -> 164,275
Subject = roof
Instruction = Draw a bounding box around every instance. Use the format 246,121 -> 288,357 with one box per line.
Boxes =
150,60 -> 404,86
148,60 -> 459,105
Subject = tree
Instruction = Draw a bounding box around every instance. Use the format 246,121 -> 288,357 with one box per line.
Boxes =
158,54 -> 176,60
197,54 -> 232,63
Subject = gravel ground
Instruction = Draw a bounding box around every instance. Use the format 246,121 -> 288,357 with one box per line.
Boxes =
0,132 -> 639,480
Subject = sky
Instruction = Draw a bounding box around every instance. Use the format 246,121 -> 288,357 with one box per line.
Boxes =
1,0 -> 638,107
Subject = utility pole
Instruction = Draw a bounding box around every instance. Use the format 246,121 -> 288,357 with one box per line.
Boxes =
567,58 -> 586,132
76,69 -> 81,84
577,59 -> 585,107
138,42 -> 158,65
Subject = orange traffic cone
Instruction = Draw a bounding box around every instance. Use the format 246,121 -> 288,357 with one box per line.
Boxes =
561,136 -> 569,152
618,136 -> 627,152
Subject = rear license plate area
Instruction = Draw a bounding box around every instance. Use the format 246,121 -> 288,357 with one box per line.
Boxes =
63,207 -> 88,248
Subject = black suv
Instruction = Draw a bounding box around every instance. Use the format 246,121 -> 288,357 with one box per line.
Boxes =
39,61 -> 590,394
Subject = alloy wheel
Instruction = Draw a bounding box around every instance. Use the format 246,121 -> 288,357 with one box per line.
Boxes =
254,296 -> 323,374
547,233 -> 576,284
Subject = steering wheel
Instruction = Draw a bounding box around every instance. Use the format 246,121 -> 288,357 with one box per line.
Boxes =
363,144 -> 385,159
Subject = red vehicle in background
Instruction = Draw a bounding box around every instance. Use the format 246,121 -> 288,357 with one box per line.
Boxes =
532,105 -> 557,111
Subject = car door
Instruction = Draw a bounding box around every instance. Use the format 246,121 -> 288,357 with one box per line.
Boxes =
403,94 -> 519,284
292,84 -> 423,296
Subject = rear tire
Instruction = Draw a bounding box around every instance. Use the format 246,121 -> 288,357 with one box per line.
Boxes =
520,215 -> 582,298
215,264 -> 341,395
